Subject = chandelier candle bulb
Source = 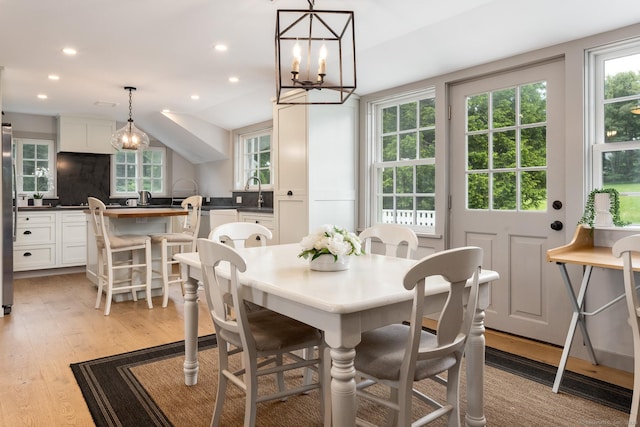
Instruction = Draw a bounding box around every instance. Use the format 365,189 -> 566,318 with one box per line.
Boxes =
318,44 -> 327,75
292,43 -> 301,74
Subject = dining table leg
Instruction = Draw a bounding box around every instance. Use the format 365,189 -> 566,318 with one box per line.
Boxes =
464,306 -> 487,427
182,264 -> 200,386
329,347 -> 357,427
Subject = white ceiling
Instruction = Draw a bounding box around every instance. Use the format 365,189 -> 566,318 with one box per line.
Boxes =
1,0 -> 639,162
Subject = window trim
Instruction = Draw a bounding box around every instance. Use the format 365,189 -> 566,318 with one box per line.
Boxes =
234,128 -> 273,190
110,146 -> 168,197
14,138 -> 56,198
368,88 -> 437,234
588,40 -> 640,145
586,38 -> 640,219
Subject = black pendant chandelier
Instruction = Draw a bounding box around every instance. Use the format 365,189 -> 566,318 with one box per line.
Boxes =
111,86 -> 150,151
275,0 -> 356,105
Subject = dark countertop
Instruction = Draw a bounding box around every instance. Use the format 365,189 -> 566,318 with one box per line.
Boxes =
18,205 -> 274,214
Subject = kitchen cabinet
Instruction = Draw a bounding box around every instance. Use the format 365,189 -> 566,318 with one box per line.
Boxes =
14,210 -> 88,272
238,211 -> 275,246
57,116 -> 116,154
60,212 -> 87,266
14,212 -> 57,271
209,209 -> 238,237
273,90 -> 358,244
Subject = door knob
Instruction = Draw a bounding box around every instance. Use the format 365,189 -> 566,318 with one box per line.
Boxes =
550,221 -> 563,231
552,200 -> 563,210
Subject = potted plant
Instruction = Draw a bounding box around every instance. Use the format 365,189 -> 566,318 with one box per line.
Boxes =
32,193 -> 44,207
578,188 -> 628,229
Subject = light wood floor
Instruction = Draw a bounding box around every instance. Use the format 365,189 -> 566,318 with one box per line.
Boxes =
0,272 -> 633,426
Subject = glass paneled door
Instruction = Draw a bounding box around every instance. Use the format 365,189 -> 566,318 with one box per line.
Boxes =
449,59 -> 570,345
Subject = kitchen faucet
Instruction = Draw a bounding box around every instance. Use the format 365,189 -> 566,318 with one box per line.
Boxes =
244,176 -> 263,208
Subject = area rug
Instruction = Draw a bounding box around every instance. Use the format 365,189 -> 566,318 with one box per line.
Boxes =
71,334 -> 631,427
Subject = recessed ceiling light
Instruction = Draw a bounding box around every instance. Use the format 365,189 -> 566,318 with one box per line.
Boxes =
229,76 -> 239,83
162,109 -> 171,113
191,94 -> 200,100
214,44 -> 228,52
37,94 -> 48,100
48,74 -> 60,81
62,47 -> 77,56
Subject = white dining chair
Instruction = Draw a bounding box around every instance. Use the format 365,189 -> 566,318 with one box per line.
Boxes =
87,197 -> 153,316
359,223 -> 419,259
208,221 -> 272,249
612,234 -> 640,427
197,238 -> 325,427
353,246 -> 482,427
150,195 -> 202,307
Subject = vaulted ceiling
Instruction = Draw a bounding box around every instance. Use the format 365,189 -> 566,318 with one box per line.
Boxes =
1,0 -> 639,163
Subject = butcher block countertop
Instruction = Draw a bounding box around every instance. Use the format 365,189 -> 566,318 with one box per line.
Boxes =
86,207 -> 188,218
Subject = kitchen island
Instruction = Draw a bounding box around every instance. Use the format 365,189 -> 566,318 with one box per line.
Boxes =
86,207 -> 188,302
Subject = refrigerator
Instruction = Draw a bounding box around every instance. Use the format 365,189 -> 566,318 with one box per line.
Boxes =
1,123 -> 15,315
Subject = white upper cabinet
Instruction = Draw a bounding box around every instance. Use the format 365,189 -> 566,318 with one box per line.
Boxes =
273,90 -> 359,244
57,116 -> 116,154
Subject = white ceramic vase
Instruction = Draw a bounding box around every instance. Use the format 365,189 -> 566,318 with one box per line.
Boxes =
33,198 -> 43,207
593,192 -> 613,227
309,254 -> 350,272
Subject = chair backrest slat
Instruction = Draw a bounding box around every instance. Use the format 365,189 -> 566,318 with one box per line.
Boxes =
402,246 -> 482,378
198,238 -> 252,348
208,222 -> 272,249
359,224 -> 419,259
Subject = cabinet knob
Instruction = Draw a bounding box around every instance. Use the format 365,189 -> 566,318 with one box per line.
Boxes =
24,252 -> 32,257
23,230 -> 31,235
287,190 -> 293,196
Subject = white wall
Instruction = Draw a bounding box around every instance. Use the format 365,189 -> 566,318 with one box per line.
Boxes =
195,119 -> 274,199
197,159 -> 233,198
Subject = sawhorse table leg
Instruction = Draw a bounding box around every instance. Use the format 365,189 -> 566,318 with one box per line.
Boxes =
552,263 -> 598,393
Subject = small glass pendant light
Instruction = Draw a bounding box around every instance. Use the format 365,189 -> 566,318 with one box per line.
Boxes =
111,86 -> 150,151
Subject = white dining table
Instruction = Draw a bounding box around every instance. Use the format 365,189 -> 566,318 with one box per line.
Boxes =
174,244 -> 499,427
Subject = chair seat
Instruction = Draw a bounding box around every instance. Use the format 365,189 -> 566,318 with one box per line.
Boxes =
109,234 -> 150,249
150,233 -> 195,244
219,309 -> 321,352
355,324 -> 457,381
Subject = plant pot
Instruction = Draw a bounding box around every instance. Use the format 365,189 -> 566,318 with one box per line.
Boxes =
594,192 -> 613,227
33,199 -> 43,207
309,254 -> 350,272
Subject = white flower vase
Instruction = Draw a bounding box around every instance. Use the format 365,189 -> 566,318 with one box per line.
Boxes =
33,198 -> 43,207
309,254 -> 350,272
593,192 -> 613,227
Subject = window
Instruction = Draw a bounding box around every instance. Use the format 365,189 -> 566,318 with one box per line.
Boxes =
112,147 -> 167,196
371,91 -> 436,232
14,138 -> 55,197
237,130 -> 272,188
465,82 -> 548,211
587,39 -> 640,224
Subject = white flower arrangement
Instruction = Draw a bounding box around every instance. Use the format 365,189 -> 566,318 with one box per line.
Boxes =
298,224 -> 363,261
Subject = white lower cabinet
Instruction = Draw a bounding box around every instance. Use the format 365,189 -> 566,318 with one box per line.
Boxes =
209,209 -> 238,236
60,212 -> 88,266
14,212 -> 57,271
14,210 -> 87,272
238,212 -> 276,246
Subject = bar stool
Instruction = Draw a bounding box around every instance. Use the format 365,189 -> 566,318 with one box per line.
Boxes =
150,195 -> 202,307
87,197 -> 153,316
